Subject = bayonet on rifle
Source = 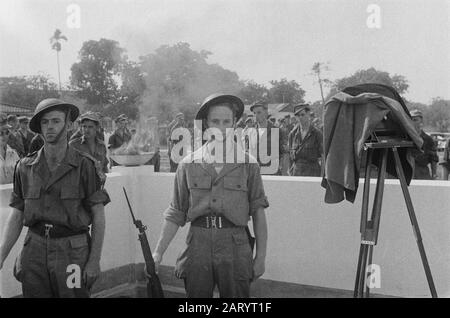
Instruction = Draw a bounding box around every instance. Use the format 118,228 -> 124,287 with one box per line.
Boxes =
123,187 -> 164,298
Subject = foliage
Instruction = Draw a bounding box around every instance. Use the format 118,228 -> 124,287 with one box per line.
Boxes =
328,67 -> 409,99
239,80 -> 269,104
0,73 -> 59,108
138,42 -> 243,122
269,78 -> 305,104
426,98 -> 450,132
70,38 -> 126,105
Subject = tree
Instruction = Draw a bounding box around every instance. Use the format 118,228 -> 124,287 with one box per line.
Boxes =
70,38 -> 126,106
311,62 -> 332,104
0,73 -> 59,108
139,42 -> 243,122
50,29 -> 68,93
426,98 -> 450,132
269,78 -> 305,104
239,80 -> 269,104
329,67 -> 409,98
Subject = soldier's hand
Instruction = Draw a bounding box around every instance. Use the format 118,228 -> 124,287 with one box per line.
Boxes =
251,257 -> 265,282
83,260 -> 100,290
144,253 -> 162,279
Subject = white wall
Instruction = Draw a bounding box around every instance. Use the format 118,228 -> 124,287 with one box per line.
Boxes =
1,167 -> 449,297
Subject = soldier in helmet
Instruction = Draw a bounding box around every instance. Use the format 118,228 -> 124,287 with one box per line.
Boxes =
153,94 -> 269,298
0,98 -> 110,298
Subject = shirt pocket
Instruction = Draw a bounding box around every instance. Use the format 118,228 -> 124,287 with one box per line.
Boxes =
61,185 -> 82,199
223,176 -> 249,214
187,175 -> 212,211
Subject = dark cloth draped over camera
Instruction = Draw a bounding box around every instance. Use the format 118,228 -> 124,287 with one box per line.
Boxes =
321,85 -> 423,204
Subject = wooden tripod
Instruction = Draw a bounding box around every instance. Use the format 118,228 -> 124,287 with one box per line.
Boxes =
353,136 -> 438,298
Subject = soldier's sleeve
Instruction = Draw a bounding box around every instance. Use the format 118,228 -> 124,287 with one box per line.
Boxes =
163,162 -> 190,227
80,157 -> 110,209
9,160 -> 24,212
247,163 -> 269,216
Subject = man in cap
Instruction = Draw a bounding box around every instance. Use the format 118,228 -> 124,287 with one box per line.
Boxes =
410,109 -> 438,179
69,112 -> 105,142
250,101 -> 282,175
108,114 -> 131,151
17,116 -> 35,155
0,98 -> 110,298
153,93 -> 269,298
288,104 -> 323,176
6,115 -> 26,158
69,112 -> 108,184
0,113 -> 21,184
108,114 -> 132,167
278,117 -> 291,176
167,112 -> 187,172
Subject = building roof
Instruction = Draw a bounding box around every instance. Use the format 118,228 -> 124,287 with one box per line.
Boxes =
0,101 -> 34,116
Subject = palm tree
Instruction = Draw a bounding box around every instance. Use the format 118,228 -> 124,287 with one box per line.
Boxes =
50,29 -> 68,94
311,62 -> 332,104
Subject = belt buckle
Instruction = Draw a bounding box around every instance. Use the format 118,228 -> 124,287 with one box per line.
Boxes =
210,216 -> 217,229
44,224 -> 53,238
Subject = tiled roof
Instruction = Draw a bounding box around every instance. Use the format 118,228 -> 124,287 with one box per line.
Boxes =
0,102 -> 34,116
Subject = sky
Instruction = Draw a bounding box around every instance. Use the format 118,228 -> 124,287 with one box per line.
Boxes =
0,0 -> 449,104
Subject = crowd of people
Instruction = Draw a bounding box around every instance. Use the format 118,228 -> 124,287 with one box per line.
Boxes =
1,101 -> 449,185
0,107 -> 162,185
0,93 -> 449,299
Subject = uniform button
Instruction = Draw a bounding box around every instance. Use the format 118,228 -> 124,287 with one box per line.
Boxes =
237,185 -> 241,189
194,183 -> 198,187
212,199 -> 217,203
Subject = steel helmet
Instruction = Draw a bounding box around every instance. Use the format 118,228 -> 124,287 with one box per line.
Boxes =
29,98 -> 80,133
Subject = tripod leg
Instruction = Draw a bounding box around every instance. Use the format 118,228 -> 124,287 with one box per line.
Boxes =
360,149 -> 373,233
365,245 -> 374,298
392,148 -> 438,298
354,243 -> 367,297
357,244 -> 369,297
370,148 -> 388,245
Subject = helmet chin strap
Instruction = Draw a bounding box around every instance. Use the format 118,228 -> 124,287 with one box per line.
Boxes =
46,110 -> 71,145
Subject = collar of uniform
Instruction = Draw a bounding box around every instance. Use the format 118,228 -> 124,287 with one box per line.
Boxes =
27,147 -> 45,166
80,135 -> 103,145
27,145 -> 80,167
202,139 -> 248,164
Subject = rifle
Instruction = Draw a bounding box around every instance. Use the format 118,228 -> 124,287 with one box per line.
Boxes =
123,187 -> 164,298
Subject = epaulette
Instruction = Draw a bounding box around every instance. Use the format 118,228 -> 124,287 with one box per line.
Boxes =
16,150 -> 38,166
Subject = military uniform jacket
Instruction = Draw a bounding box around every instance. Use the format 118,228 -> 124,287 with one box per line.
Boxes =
288,125 -> 323,162
163,141 -> 269,227
108,128 -> 131,150
412,130 -> 439,167
255,121 -> 282,168
69,136 -> 109,174
18,129 -> 35,155
9,147 -> 110,231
